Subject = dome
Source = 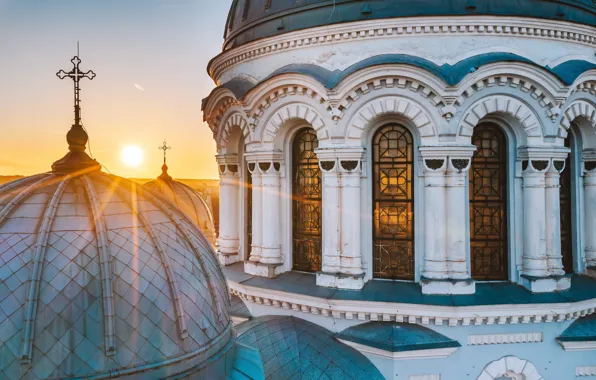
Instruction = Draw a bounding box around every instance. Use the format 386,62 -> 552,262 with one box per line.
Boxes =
235,316 -> 384,379
0,127 -> 232,378
144,163 -> 217,247
224,0 -> 596,49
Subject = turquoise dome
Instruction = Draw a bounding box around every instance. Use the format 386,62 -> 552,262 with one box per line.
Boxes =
224,0 -> 596,49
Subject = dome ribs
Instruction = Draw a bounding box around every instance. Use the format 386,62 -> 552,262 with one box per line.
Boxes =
20,175 -> 70,364
80,175 -> 117,357
135,183 -> 228,326
102,177 -> 190,341
0,174 -> 54,227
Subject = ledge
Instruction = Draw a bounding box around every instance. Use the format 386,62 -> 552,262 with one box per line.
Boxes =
223,263 -> 596,327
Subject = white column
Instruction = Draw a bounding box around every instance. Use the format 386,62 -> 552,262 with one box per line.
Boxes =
248,162 -> 262,263
340,160 -> 364,277
521,161 -> 549,278
545,160 -> 565,276
259,161 -> 282,265
446,157 -> 473,280
522,160 -> 549,277
216,156 -> 240,265
315,148 -> 365,290
422,158 -> 448,280
584,166 -> 596,269
319,160 -> 341,273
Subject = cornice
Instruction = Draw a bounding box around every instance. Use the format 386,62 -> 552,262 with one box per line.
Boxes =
209,16 -> 596,82
228,279 -> 596,327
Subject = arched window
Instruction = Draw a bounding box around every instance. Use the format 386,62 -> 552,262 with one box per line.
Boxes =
372,124 -> 415,280
470,124 -> 508,280
560,128 -> 577,273
292,128 -> 322,272
245,163 -> 252,259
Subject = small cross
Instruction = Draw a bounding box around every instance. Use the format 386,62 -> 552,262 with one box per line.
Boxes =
158,141 -> 172,165
57,55 -> 96,127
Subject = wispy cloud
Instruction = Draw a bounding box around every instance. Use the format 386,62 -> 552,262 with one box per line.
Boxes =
134,83 -> 145,91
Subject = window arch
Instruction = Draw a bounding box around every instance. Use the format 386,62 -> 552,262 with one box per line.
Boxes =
372,124 -> 415,280
560,123 -> 581,273
292,128 -> 322,272
470,123 -> 509,280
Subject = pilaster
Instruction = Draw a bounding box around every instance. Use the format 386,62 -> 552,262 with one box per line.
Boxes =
419,146 -> 476,295
315,147 -> 365,290
216,154 -> 241,265
244,152 -> 285,278
519,147 -> 570,292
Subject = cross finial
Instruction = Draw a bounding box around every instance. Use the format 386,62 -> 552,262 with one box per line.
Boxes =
158,140 -> 172,180
56,51 -> 96,127
158,140 -> 172,165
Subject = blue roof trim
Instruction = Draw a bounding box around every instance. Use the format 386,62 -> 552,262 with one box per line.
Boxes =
558,313 -> 596,342
205,53 -> 596,105
266,53 -> 595,88
336,322 -> 461,353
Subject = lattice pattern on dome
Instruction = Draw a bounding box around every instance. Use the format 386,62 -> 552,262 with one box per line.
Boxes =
236,316 -> 384,380
0,172 -> 232,379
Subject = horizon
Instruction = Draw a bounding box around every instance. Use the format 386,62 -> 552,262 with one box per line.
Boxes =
0,0 -> 233,179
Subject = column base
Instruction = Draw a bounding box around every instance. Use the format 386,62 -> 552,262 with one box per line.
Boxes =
217,251 -> 240,266
586,266 -> 596,279
316,271 -> 366,290
520,274 -> 571,293
244,261 -> 284,279
421,277 -> 476,295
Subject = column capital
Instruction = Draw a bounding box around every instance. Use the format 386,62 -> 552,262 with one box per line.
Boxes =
518,146 -> 569,161
315,147 -> 365,175
419,145 -> 476,158
244,150 -> 283,163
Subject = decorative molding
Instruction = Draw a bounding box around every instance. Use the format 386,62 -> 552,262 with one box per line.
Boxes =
409,375 -> 440,380
559,100 -> 596,138
320,161 -> 336,171
459,75 -> 556,110
262,103 -> 328,143
451,158 -> 470,172
577,366 -> 596,376
559,341 -> 596,352
228,281 -> 596,327
531,160 -> 549,171
478,356 -> 543,380
248,85 -> 327,122
210,16 -> 596,81
459,95 -> 543,138
553,160 -> 566,172
425,159 -> 446,170
347,96 -> 436,141
572,81 -> 596,95
340,160 -> 359,171
218,112 -> 251,149
467,332 -> 543,346
338,76 -> 445,119
338,339 -> 457,360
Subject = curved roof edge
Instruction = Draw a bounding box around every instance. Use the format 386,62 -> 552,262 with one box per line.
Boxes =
203,53 -> 596,106
336,322 -> 461,353
224,0 -> 596,50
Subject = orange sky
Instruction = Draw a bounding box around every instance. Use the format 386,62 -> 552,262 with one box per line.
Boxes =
0,0 -> 232,179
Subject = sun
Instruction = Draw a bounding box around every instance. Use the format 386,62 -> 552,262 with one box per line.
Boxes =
121,146 -> 144,167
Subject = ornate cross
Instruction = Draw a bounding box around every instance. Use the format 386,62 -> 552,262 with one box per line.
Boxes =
56,56 -> 96,127
158,141 -> 172,165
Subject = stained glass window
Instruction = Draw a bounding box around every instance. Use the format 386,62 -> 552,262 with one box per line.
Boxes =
372,124 -> 415,280
292,128 -> 322,272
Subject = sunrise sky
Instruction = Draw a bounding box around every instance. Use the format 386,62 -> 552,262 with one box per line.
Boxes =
0,0 -> 233,179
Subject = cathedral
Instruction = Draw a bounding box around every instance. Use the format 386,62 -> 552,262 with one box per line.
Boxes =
1,0 -> 596,379
202,0 -> 596,379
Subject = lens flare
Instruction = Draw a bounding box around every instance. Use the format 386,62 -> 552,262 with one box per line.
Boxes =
121,146 -> 144,167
